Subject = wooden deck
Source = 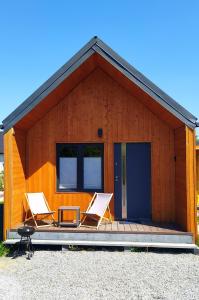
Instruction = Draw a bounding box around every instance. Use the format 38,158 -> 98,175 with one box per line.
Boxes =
12,220 -> 188,235
6,221 -> 195,249
37,221 -> 187,234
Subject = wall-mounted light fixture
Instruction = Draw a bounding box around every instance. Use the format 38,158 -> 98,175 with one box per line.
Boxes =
98,128 -> 103,138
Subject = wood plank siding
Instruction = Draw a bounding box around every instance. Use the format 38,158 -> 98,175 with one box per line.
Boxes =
4,64 -> 197,239
11,68 -> 175,224
4,128 -> 26,238
174,126 -> 197,239
174,126 -> 187,230
196,147 -> 199,200
186,127 -> 197,238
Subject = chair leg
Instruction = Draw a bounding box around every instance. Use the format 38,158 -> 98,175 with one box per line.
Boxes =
96,215 -> 103,229
79,214 -> 87,227
108,205 -> 112,223
51,214 -> 56,225
32,215 -> 38,228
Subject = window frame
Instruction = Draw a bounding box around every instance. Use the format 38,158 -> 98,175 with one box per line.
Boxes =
56,143 -> 104,192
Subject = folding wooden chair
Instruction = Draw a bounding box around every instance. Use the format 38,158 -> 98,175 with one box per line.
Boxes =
80,193 -> 113,229
25,192 -> 56,228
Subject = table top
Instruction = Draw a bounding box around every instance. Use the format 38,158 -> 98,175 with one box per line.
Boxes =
58,206 -> 80,210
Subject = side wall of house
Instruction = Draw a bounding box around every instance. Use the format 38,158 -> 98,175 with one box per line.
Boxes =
174,126 -> 187,230
4,128 -> 26,238
174,126 -> 197,239
196,148 -> 199,200
186,127 -> 197,239
4,129 -> 12,238
25,68 -> 176,223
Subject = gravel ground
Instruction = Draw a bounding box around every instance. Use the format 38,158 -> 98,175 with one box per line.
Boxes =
0,249 -> 199,300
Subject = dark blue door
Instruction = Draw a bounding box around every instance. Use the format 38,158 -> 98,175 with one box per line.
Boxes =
114,143 -> 151,221
126,143 -> 151,220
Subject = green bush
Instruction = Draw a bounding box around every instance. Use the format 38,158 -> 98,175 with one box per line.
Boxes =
130,247 -> 146,252
0,242 -> 9,257
0,172 -> 4,191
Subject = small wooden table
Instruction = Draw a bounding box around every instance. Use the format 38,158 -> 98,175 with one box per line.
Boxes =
58,206 -> 80,227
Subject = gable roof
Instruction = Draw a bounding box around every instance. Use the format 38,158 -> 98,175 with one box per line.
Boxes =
2,36 -> 198,131
0,132 -> 3,154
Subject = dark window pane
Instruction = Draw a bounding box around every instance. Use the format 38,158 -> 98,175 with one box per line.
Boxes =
83,145 -> 102,157
59,146 -> 77,157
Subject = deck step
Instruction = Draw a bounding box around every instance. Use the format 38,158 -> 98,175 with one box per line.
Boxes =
4,239 -> 198,249
7,230 -> 193,244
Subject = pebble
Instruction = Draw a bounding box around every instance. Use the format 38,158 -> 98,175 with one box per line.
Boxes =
0,250 -> 199,299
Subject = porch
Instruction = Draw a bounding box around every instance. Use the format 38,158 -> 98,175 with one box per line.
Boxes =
5,221 -> 197,250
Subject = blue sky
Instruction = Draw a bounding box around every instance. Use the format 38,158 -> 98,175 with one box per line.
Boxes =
0,1 -> 199,132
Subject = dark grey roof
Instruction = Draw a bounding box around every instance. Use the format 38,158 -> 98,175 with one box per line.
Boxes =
2,36 -> 198,131
0,132 -> 3,154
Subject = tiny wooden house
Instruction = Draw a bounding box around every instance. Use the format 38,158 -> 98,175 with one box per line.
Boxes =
2,37 -> 198,241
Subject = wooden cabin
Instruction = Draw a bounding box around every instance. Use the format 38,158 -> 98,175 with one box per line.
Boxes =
2,37 -> 198,247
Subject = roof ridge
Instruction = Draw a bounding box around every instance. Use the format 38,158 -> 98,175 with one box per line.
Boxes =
2,36 -> 198,131
93,39 -> 197,124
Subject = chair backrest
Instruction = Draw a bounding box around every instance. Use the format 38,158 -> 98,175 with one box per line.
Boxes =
88,193 -> 113,217
25,193 -> 50,214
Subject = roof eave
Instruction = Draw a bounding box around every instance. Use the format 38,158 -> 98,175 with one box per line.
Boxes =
3,36 -> 198,131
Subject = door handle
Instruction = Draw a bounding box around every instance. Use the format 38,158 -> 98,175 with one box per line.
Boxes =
122,155 -> 126,185
114,176 -> 118,182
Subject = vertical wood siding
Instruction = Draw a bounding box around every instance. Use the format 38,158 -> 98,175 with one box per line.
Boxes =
3,129 -> 13,238
174,126 -> 197,239
25,68 -> 175,223
174,126 -> 187,230
196,148 -> 199,199
4,128 -> 26,238
186,127 -> 197,239
4,67 -> 196,237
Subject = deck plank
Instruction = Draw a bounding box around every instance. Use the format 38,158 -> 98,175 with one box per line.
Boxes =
111,221 -> 118,231
105,223 -> 112,231
124,223 -> 131,232
136,224 -> 145,232
99,223 -> 106,231
118,222 -> 125,232
129,223 -> 137,232
142,224 -> 152,232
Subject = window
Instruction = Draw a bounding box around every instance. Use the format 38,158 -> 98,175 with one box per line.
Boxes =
56,144 -> 104,192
